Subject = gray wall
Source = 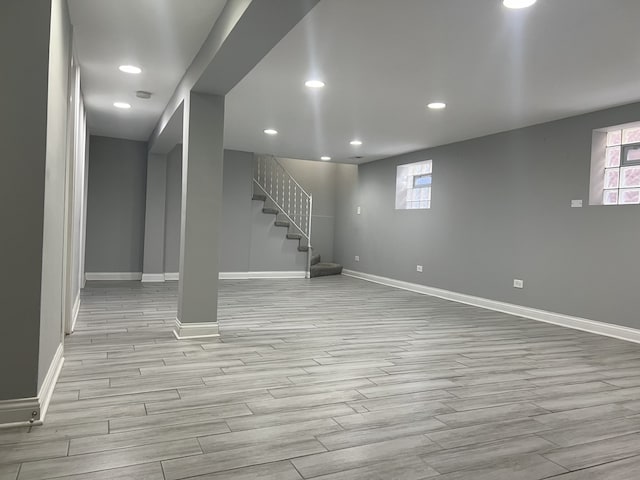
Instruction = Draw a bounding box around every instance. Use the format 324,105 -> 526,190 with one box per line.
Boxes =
164,145 -> 182,272
142,154 -> 167,275
219,150 -> 252,272
159,152 -> 337,273
334,102 -> 640,330
39,0 -> 72,388
278,158 -> 338,263
85,136 -> 148,273
0,0 -> 52,400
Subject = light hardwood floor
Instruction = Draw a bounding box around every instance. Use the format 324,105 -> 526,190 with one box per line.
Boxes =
2,276 -> 640,479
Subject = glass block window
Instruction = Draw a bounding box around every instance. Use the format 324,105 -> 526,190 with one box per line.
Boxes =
601,124 -> 640,205
396,160 -> 432,209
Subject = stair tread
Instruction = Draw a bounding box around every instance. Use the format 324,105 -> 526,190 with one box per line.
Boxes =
310,254 -> 321,266
297,245 -> 309,252
252,194 -> 267,201
262,208 -> 279,215
286,233 -> 302,239
274,221 -> 290,228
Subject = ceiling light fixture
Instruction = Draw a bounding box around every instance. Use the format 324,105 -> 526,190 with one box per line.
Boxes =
264,129 -> 278,135
320,156 -> 331,161
502,0 -> 537,9
119,65 -> 142,74
305,80 -> 325,88
113,102 -> 131,109
350,140 -> 363,146
427,102 -> 446,110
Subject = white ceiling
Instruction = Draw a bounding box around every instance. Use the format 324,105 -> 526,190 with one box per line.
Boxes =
70,0 -> 640,164
68,0 -> 226,141
225,0 -> 640,164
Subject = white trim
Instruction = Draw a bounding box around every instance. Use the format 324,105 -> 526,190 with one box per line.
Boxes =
70,294 -> 80,333
0,398 -> 41,429
342,269 -> 640,345
220,271 -> 306,280
141,273 -> 166,283
173,318 -> 219,340
85,272 -> 143,281
0,343 -> 64,428
38,343 -> 64,422
89,272 -> 306,282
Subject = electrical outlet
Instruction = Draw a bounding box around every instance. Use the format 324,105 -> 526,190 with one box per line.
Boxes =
513,279 -> 524,289
416,265 -> 423,272
355,255 -> 360,262
356,206 -> 361,215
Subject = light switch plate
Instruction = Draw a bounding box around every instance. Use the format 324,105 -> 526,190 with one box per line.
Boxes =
355,255 -> 360,262
356,206 -> 361,215
571,199 -> 583,208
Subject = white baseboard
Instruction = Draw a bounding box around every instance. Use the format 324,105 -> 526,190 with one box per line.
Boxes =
163,272 -> 307,281
141,273 -> 166,283
173,318 -> 219,340
0,343 -> 64,428
342,269 -> 640,345
0,397 -> 41,429
70,294 -> 80,333
220,271 -> 307,280
85,272 -> 142,281
38,343 -> 64,422
95,271 -> 307,282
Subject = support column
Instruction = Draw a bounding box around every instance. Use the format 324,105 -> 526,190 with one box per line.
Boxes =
174,92 -> 224,339
142,153 -> 168,282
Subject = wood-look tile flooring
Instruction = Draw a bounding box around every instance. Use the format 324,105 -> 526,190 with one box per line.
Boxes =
2,276 -> 640,479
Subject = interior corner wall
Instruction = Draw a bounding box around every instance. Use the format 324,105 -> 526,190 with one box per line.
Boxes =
334,102 -> 640,330
0,0 -> 52,400
85,136 -> 148,273
38,0 -> 72,390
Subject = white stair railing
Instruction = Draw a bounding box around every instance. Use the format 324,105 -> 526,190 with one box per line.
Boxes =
253,154 -> 313,277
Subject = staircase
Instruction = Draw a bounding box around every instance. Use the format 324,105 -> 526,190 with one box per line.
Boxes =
252,155 -> 343,278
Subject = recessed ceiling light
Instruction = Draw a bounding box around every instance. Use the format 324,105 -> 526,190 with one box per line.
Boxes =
350,140 -> 363,146
113,102 -> 131,109
320,156 -> 331,161
305,80 -> 325,88
427,102 -> 446,110
503,0 -> 537,9
119,65 -> 142,74
264,129 -> 278,135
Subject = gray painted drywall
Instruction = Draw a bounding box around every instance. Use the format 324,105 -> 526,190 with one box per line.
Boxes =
39,0 -> 72,388
220,150 -> 253,272
163,148 -> 254,273
164,146 -> 182,273
249,201 -> 307,271
277,158 -> 338,263
0,0 -> 51,400
85,136 -> 148,273
142,154 -> 168,275
334,102 -> 640,330
160,151 -> 335,273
